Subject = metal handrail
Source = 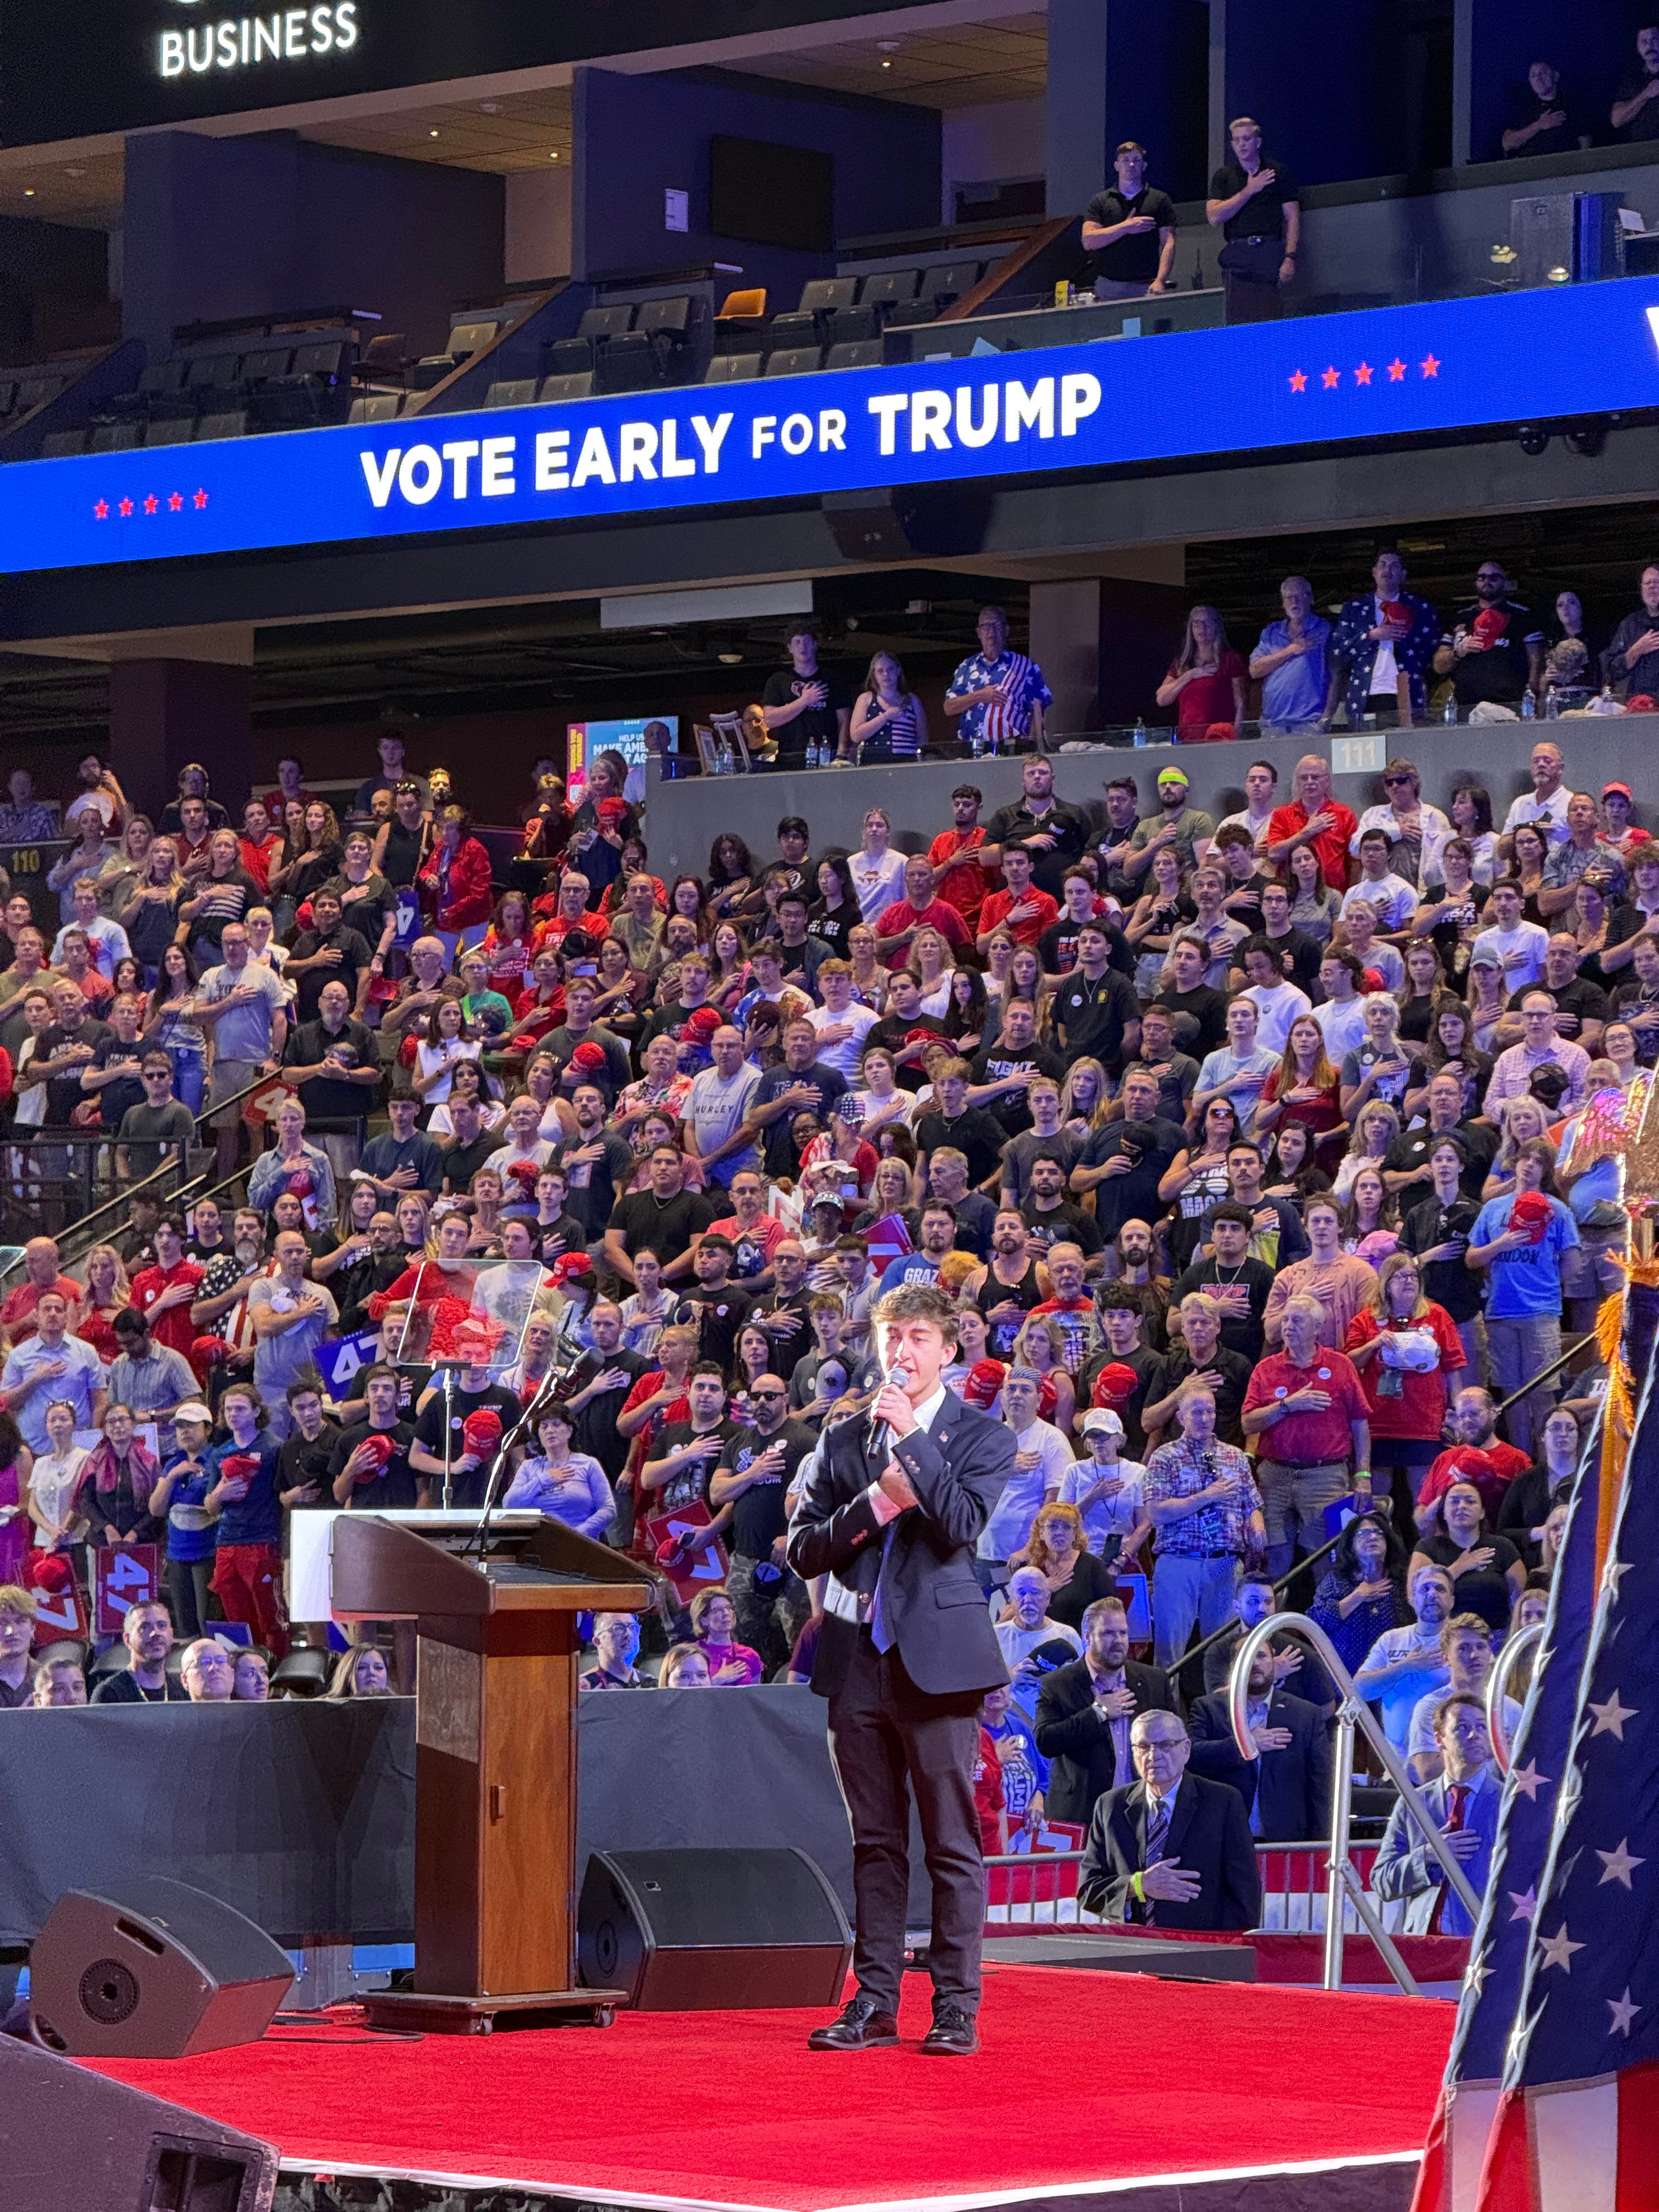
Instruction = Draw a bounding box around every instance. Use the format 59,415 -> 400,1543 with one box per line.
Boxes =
1227,1611 -> 1482,1995
1486,1622 -> 1545,1774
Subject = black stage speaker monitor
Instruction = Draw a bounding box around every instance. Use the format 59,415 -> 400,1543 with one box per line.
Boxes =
29,1875 -> 294,2058
0,2032 -> 279,2211
577,1847 -> 851,2011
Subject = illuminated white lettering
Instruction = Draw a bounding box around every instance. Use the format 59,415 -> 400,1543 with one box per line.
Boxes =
752,416 -> 777,458
160,29 -> 185,75
481,437 -> 515,496
535,430 -> 571,491
254,17 -> 281,60
619,423 -> 658,481
216,21 -> 239,64
187,25 -> 213,70
311,5 -> 335,55
819,409 -> 846,452
780,413 -> 812,456
659,419 -> 695,478
867,393 -> 907,455
397,446 -> 442,505
956,385 -> 997,447
1060,373 -> 1101,436
285,9 -> 308,58
241,16 -> 252,63
572,426 -> 616,487
334,0 -> 358,50
689,413 -> 732,471
359,449 -> 401,508
1004,379 -> 1054,440
910,391 -> 951,453
441,439 -> 479,498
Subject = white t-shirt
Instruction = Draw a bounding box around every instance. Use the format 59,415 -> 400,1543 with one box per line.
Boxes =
29,1444 -> 89,1544
1341,873 -> 1417,933
1057,1453 -> 1147,1554
1500,787 -> 1572,846
1242,980 -> 1312,1057
849,847 -> 907,924
1471,922 -> 1549,993
1408,1686 -> 1521,1766
1311,995 -> 1369,1062
980,1417 -> 1074,1559
1356,1624 -> 1447,1750
685,1063 -> 763,1181
808,1000 -> 879,1082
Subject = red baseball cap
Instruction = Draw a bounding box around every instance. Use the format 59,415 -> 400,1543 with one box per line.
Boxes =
550,1252 -> 594,1285
570,1040 -> 608,1073
1472,606 -> 1510,647
684,1006 -> 721,1043
1092,1362 -> 1140,1410
461,1409 -> 504,1457
353,1432 -> 397,1483
1510,1192 -> 1553,1244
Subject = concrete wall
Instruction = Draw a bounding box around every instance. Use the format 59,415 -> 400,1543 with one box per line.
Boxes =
505,165 -> 573,286
643,719 -> 1649,885
122,132 -> 505,356
941,99 -> 1046,229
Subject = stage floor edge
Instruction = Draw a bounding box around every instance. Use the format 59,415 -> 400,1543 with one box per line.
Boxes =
273,2148 -> 1422,2212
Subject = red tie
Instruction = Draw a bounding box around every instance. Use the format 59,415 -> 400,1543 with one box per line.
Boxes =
1429,1784 -> 1469,1933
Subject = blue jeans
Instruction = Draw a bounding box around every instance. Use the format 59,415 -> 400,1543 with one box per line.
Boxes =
1150,1551 -> 1239,1671
170,1046 -> 206,1116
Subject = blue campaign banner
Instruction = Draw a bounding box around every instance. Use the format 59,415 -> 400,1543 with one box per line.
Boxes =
312,1325 -> 381,1398
7,278 -> 1659,577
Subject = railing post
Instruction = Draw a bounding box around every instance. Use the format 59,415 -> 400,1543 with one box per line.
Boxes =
1323,1706 -> 1358,1993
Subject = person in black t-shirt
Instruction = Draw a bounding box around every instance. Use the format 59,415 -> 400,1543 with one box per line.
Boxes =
1053,923 -> 1141,1070
866,971 -> 948,1092
334,1335 -> 430,1427
329,1368 -> 420,1507
1259,879 -> 1322,989
1206,116 -> 1299,321
286,890 -> 373,1025
760,628 -> 852,767
969,998 -> 1064,1138
639,1365 -> 736,1556
976,1211 -> 1045,1358
438,1096 -> 502,1197
915,1059 -> 1008,1189
747,1240 -> 816,1380
276,1382 -> 340,1512
409,1353 -> 522,1509
1168,1203 -> 1274,1361
709,1380 -> 815,1663
1612,26 -> 1659,142
1434,565 -> 1544,711
1500,60 -> 1576,158
673,1235 -> 755,1376
559,1300 -> 649,1480
1398,1135 -> 1483,1361
605,1148 -> 716,1285
1081,141 -> 1176,298
1020,1153 -> 1104,1260
1384,1075 -> 1497,1206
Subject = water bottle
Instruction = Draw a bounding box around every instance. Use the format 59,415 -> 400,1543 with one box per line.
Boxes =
1132,716 -> 1148,748
805,735 -> 820,769
970,729 -> 985,760
1521,687 -> 1536,721
1442,693 -> 1458,725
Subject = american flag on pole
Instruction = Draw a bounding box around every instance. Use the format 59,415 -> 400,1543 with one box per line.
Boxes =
1412,1279 -> 1659,2212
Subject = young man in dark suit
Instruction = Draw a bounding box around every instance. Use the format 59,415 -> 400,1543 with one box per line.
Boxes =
1034,1596 -> 1178,1829
788,1284 -> 1016,2057
1186,1641 -> 1333,1842
1078,1708 -> 1261,1929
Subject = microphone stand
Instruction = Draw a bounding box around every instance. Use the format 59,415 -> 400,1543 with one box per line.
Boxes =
461,1363 -> 561,1565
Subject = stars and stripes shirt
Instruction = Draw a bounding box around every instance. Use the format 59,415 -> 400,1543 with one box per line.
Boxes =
945,651 -> 1053,747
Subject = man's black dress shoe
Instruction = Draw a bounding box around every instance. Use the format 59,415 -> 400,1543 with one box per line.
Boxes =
807,1994 -> 902,2050
920,2003 -> 979,2056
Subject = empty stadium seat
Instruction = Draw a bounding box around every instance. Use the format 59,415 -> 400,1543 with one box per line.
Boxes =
825,306 -> 879,346
859,269 -> 921,312
538,370 -> 594,403
272,1647 -> 330,1699
713,287 -> 768,354
921,259 -> 985,307
347,392 -> 404,424
89,422 -> 142,452
39,428 -> 86,458
238,346 -> 294,387
14,375 -> 65,411
543,334 -> 594,378
410,353 -> 460,391
144,415 -> 195,445
764,346 -> 823,377
196,409 -> 248,440
577,303 -> 636,343
766,310 -> 819,348
704,351 -> 763,382
825,338 -> 885,371
797,277 -> 857,319
446,319 -> 501,359
486,378 -> 538,408
884,298 -> 940,330
600,294 -> 693,390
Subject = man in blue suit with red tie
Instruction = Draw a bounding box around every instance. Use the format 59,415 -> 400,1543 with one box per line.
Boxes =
788,1283 -> 1015,2057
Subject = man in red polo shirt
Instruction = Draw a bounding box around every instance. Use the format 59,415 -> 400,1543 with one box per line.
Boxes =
128,1211 -> 207,1360
0,1237 -> 82,1342
1242,1291 -> 1372,1578
874,854 -> 972,971
1266,754 -> 1357,894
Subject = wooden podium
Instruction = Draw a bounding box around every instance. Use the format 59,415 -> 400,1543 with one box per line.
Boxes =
330,1511 -> 651,2033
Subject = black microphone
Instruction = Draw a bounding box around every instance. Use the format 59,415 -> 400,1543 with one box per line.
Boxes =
867,1359 -> 912,1466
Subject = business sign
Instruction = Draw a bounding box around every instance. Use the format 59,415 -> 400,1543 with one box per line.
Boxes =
6,279 -> 1659,579
0,0 -> 951,140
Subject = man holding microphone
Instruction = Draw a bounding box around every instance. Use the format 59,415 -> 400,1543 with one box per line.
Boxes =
789,1285 -> 1015,2056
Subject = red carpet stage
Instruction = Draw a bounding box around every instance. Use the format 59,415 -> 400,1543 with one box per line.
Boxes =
87,1963 -> 1452,2212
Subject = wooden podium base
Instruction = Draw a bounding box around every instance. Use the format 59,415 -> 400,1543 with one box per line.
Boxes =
358,1987 -> 628,2035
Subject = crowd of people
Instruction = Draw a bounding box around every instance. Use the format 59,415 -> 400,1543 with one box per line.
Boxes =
0,699 -> 1628,1942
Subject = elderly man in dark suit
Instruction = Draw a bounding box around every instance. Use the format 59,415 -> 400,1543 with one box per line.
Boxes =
789,1283 -> 1016,2057
1187,1640 -> 1333,1842
1035,1595 -> 1178,1828
1079,1708 -> 1262,1929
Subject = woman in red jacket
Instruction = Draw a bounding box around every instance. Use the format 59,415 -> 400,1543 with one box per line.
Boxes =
418,805 -> 495,963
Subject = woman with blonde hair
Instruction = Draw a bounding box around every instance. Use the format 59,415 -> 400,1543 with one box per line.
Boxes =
1006,1499 -> 1116,1632
1481,1093 -> 1551,1203
847,923 -> 887,1011
1011,1314 -> 1076,1439
76,1243 -> 133,1365
98,812 -> 155,916
850,650 -> 927,763
1155,605 -> 1247,738
912,925 -> 957,1018
1125,842 -> 1193,1001
981,927 -> 1018,1020
119,836 -> 189,986
1331,1099 -> 1402,1205
327,1643 -> 393,1699
1059,1058 -> 1111,1138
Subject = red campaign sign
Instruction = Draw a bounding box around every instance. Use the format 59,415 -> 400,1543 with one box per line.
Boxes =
642,1502 -> 728,1606
31,1577 -> 87,1647
94,1543 -> 160,1635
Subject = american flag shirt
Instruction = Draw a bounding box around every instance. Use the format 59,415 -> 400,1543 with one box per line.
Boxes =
945,650 -> 1053,748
